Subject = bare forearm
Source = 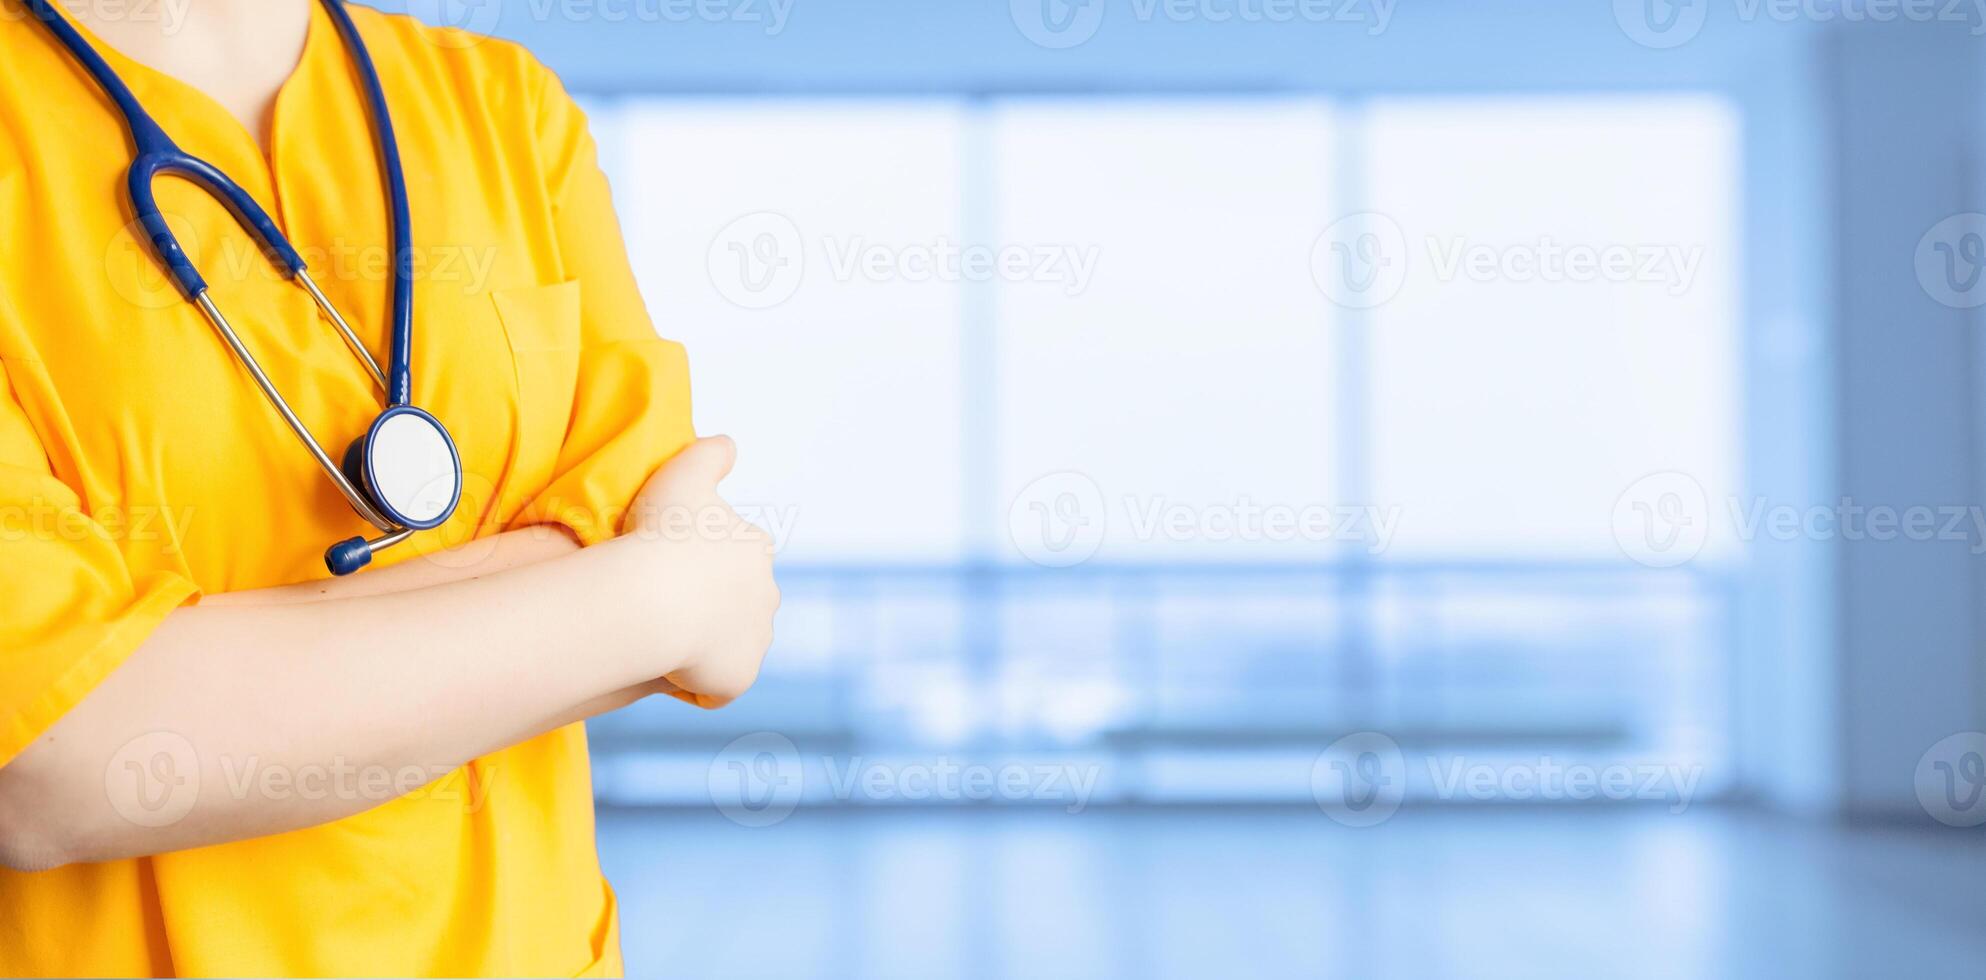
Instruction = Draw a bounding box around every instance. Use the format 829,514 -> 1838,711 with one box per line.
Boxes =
0,538 -> 663,869
0,436 -> 778,872
201,525 -> 584,608
210,528 -> 694,706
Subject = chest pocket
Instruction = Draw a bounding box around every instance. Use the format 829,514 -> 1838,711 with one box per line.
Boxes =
490,280 -> 582,521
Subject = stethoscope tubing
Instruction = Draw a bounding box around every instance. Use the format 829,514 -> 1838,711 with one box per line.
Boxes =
26,0 -> 454,572
192,286 -> 398,533
317,0 -> 415,408
24,0 -> 414,400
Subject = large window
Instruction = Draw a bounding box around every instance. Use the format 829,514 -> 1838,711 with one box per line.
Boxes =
583,94 -> 1741,804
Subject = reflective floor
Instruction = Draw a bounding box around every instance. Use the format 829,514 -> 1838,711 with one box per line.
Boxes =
597,806 -> 1986,979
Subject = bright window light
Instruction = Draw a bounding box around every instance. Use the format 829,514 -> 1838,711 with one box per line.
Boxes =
602,99 -> 971,562
1358,96 -> 1742,560
989,99 -> 1341,564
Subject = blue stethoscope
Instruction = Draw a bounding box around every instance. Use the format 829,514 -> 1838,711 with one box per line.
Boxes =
28,0 -> 463,576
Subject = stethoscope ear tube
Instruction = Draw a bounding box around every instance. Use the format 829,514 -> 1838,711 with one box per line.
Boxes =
190,292 -> 396,532
130,152 -> 311,299
193,289 -> 442,575
30,0 -> 463,578
319,0 -> 415,408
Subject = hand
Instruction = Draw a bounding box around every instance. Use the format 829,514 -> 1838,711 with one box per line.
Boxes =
619,436 -> 779,708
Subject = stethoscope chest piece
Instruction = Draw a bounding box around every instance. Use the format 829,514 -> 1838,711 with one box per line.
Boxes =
343,406 -> 463,532
325,406 -> 463,577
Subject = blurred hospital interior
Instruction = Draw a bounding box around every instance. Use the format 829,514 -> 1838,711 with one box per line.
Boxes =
377,0 -> 1986,976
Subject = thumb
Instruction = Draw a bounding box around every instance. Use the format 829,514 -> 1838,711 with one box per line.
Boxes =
680,435 -> 738,483
630,437 -> 737,533
646,435 -> 737,497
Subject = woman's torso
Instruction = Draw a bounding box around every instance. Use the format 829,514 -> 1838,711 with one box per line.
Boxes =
0,3 -> 620,974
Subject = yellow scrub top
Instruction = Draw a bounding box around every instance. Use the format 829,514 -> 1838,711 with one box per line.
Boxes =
0,3 -> 695,975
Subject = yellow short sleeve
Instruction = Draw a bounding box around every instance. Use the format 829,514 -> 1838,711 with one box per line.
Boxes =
0,361 -> 199,767
507,62 -> 697,545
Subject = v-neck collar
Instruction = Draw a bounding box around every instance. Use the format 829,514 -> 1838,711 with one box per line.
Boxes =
52,0 -> 327,165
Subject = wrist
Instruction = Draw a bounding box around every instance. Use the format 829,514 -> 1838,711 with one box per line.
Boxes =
575,534 -> 693,686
